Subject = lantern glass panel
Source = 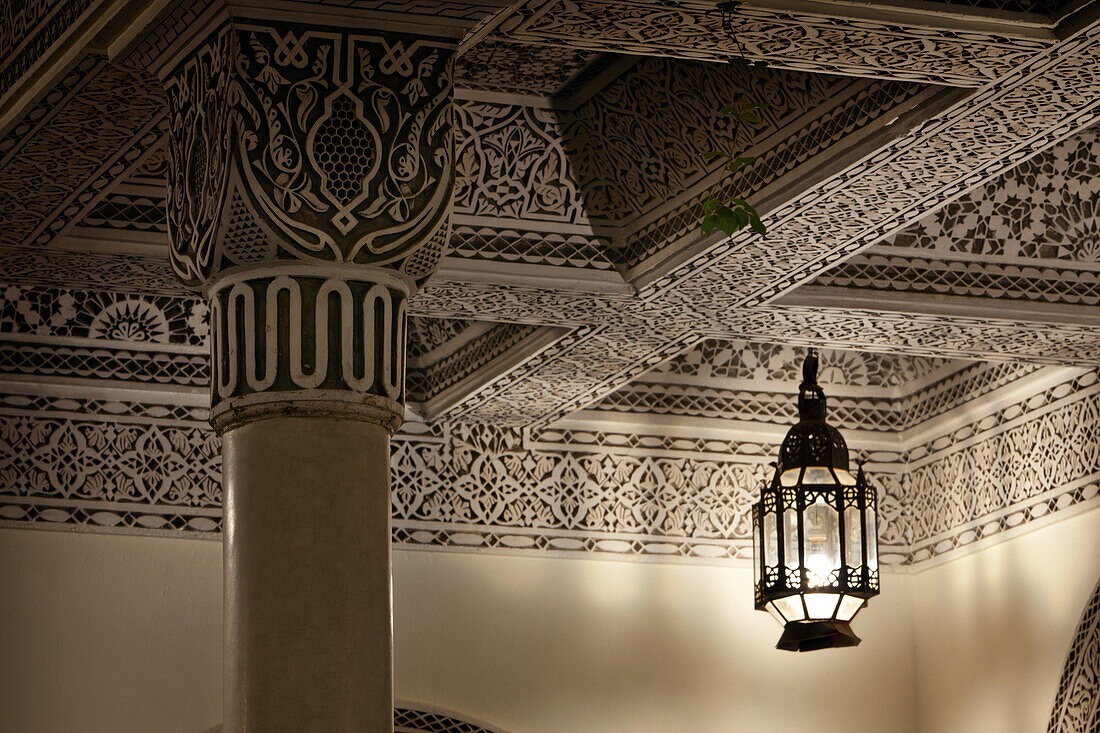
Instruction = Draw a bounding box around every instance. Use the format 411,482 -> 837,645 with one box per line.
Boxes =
803,495 -> 839,588
753,524 -> 761,586
783,506 -> 799,574
844,504 -> 862,569
781,467 -> 856,486
803,593 -> 841,619
837,595 -> 865,622
766,603 -> 785,626
771,596 -> 806,622
866,505 -> 879,571
764,512 -> 778,568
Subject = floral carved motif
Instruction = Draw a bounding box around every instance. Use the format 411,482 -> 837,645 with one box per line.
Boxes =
165,21 -> 455,285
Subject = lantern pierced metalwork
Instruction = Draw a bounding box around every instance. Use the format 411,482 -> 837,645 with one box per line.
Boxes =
752,349 -> 880,652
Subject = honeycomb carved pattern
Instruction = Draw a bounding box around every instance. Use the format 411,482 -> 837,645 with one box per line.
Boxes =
220,191 -> 272,265
164,22 -> 455,284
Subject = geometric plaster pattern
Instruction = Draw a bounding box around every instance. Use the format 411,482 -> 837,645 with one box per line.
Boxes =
3,0 -> 1100,585
415,21 -> 1100,424
1047,575 -> 1100,733
203,707 -> 500,732
881,127 -> 1100,263
453,39 -> 605,96
0,56 -> 166,248
395,707 -> 499,733
493,1 -> 1052,87
814,126 -> 1100,306
3,360 -> 1095,568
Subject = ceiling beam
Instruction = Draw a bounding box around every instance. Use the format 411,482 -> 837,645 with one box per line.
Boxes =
492,0 -> 1056,86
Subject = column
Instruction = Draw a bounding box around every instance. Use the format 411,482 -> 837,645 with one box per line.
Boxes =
160,16 -> 454,731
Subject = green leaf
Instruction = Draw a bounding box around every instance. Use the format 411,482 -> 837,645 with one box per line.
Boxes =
726,155 -> 756,173
701,151 -> 728,160
719,104 -> 741,114
753,60 -> 770,70
732,207 -> 749,231
701,213 -> 719,235
709,206 -> 738,236
739,111 -> 761,124
729,198 -> 759,216
749,214 -> 767,236
702,199 -> 720,214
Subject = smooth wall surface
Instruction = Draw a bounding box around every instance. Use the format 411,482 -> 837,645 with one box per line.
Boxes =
0,527 -> 916,733
0,511 -> 1096,733
910,507 -> 1100,733
0,529 -> 222,733
394,550 -> 917,733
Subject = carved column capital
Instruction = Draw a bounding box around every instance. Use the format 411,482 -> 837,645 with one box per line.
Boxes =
163,19 -> 455,286
159,13 -> 455,429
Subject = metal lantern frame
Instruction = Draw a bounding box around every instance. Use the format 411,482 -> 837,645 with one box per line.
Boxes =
751,349 -> 880,652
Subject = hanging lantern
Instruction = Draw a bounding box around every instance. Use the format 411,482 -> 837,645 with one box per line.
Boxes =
751,349 -> 880,651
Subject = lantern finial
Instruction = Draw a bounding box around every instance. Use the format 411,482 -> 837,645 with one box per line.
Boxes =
801,348 -> 819,390
797,349 -> 826,421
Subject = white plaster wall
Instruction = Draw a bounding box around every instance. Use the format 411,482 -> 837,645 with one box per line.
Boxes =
2,511 -> 1096,733
393,550 -> 917,733
909,507 -> 1100,733
0,528 -> 917,733
0,529 -> 222,733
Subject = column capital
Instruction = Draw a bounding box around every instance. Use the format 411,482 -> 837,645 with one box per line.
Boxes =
162,16 -> 455,288
157,12 -> 456,427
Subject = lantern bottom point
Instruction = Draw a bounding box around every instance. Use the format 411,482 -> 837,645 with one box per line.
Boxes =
776,619 -> 861,652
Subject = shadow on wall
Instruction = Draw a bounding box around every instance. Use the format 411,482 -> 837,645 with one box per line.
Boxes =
1047,575 -> 1100,733
198,704 -> 507,733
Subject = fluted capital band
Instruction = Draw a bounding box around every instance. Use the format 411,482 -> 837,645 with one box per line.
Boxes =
208,265 -> 409,434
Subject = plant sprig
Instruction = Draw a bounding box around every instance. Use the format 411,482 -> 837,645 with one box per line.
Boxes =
699,37 -> 770,238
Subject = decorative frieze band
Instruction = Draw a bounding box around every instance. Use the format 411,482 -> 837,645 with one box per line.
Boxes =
5,366 -> 1095,566
207,266 -> 409,431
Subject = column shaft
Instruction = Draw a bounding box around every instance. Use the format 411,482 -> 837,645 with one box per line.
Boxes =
223,417 -> 393,731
